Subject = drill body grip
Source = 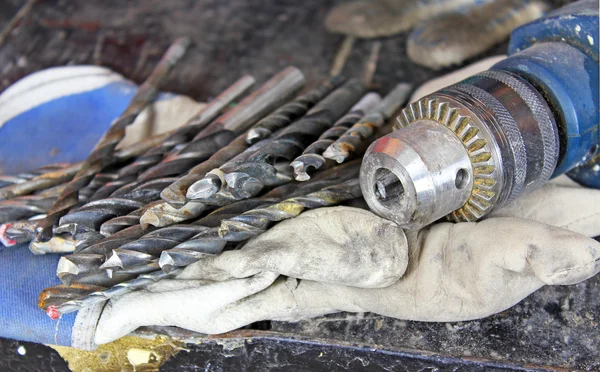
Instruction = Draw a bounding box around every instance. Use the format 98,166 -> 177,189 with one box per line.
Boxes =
493,0 -> 599,180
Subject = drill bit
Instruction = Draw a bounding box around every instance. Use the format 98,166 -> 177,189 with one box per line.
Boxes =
0,215 -> 43,247
245,75 -> 346,144
145,135 -> 283,227
223,79 -> 366,200
38,283 -> 105,313
97,206 -> 151,237
160,178 -> 362,272
29,234 -> 76,255
134,67 -> 305,183
0,163 -> 71,188
0,195 -> 55,223
290,92 -> 381,181
34,38 -> 190,243
185,141 -> 270,201
323,83 -> 412,163
52,178 -> 180,252
45,269 -> 182,319
44,166 -> 362,316
0,131 -> 173,201
103,161 -> 361,270
90,75 -> 255,200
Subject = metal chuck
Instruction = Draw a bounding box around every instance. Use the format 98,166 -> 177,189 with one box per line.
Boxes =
360,70 -> 559,229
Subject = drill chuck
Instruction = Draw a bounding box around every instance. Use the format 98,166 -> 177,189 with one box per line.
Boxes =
361,70 -> 560,229
361,0 -> 598,229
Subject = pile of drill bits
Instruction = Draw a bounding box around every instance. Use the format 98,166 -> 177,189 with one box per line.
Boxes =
0,40 -> 412,319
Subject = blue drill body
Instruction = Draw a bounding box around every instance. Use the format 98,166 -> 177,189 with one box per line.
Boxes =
494,0 -> 599,186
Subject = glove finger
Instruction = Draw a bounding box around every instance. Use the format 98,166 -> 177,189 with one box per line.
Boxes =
488,182 -> 600,237
306,219 -> 600,322
94,271 -> 278,344
178,207 -> 408,288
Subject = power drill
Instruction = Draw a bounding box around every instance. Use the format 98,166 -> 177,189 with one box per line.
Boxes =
361,0 -> 599,229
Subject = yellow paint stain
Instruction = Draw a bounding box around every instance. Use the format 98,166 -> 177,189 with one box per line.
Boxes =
50,335 -> 184,372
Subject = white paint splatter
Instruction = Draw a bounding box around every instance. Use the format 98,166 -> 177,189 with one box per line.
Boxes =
17,345 -> 26,356
575,25 -> 581,32
588,35 -> 594,45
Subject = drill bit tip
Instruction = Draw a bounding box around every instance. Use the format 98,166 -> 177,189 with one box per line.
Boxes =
322,143 -> 351,163
290,155 -> 327,182
29,235 -> 76,255
140,201 -> 207,227
224,173 -> 264,200
245,127 -> 272,144
186,175 -> 221,200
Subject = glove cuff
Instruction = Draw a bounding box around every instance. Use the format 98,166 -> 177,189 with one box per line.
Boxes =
71,302 -> 106,350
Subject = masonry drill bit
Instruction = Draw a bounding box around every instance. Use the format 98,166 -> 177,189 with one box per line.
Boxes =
90,75 -> 255,200
323,83 -> 412,163
245,75 -> 346,144
135,67 -> 305,183
103,162 -> 362,270
45,269 -> 182,319
160,178 -> 362,272
0,163 -> 70,188
160,134 -> 268,209
223,79 -> 365,200
34,38 -> 190,243
291,92 -> 381,181
0,132 -> 172,201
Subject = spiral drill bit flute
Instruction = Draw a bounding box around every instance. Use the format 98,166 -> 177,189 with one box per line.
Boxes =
184,75 -> 347,201
323,83 -> 412,163
101,161 -> 361,271
45,177 -> 362,319
220,79 -> 366,200
34,38 -> 191,243
290,92 -> 381,181
158,70 -> 335,209
88,75 -> 256,201
134,67 -> 305,183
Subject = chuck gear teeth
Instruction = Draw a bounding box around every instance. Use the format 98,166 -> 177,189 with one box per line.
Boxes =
394,97 -> 499,222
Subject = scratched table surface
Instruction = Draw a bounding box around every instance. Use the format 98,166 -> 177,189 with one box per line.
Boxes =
0,0 -> 598,371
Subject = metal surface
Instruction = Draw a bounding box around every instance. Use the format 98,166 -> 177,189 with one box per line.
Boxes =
323,83 -> 412,163
290,92 -> 381,181
136,67 -> 305,184
246,75 -> 346,144
222,79 -> 365,200
184,75 -> 346,203
88,75 -> 255,201
160,178 -> 362,272
103,162 -> 361,270
362,71 -> 559,228
34,38 -> 190,242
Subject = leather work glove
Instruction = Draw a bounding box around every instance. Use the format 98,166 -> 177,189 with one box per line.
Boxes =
76,176 -> 600,349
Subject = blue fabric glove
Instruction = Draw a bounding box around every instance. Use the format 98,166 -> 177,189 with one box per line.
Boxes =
0,66 -> 180,345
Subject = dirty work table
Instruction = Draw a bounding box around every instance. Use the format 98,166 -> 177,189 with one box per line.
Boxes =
0,0 -> 597,370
